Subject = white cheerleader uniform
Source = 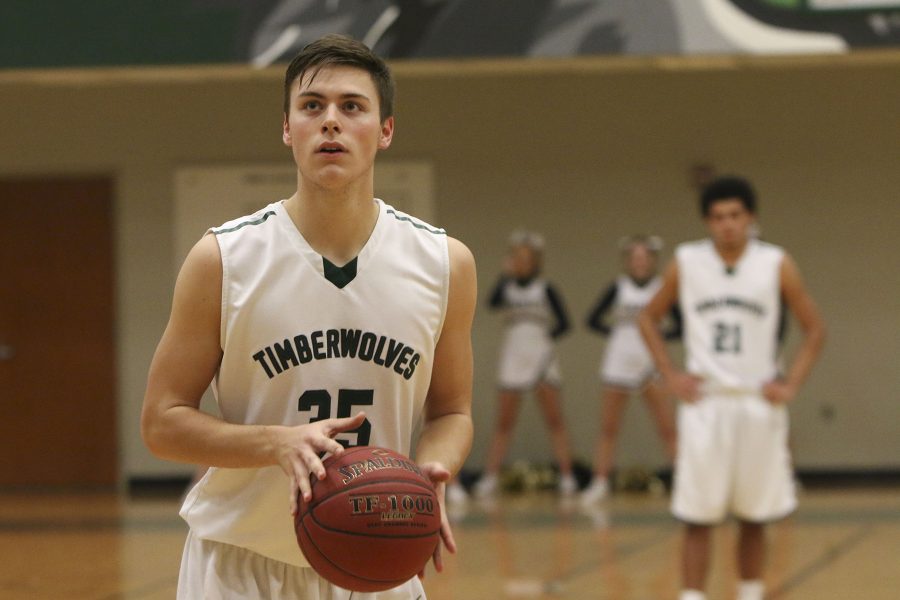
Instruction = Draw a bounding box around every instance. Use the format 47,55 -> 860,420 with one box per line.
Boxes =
590,275 -> 665,389
490,276 -> 569,391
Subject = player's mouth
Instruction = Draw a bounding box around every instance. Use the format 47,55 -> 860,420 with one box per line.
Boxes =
317,142 -> 347,155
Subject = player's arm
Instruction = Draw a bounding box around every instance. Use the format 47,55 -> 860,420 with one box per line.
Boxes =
638,260 -> 700,401
763,254 -> 826,404
416,236 -> 476,476
141,234 -> 362,507
415,237 -> 476,573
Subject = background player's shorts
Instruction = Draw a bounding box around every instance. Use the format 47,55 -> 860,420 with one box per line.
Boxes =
496,325 -> 561,391
671,393 -> 797,524
599,330 -> 656,390
178,530 -> 427,599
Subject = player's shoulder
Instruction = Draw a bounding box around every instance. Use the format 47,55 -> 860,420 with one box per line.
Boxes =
210,202 -> 281,237
379,200 -> 446,238
675,238 -> 712,259
750,238 -> 785,260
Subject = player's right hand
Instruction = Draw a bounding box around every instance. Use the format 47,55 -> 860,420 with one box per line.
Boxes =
270,412 -> 367,516
665,371 -> 702,403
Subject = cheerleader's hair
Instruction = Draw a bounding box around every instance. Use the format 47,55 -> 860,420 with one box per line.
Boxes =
509,230 -> 545,253
618,234 -> 663,255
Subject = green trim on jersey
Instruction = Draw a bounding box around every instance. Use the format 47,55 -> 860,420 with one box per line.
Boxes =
212,210 -> 276,235
323,256 -> 358,289
386,208 -> 446,235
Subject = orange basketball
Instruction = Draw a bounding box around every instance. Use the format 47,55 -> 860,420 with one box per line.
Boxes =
294,446 -> 441,592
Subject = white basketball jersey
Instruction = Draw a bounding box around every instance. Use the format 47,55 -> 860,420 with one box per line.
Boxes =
677,239 -> 784,392
180,199 -> 449,567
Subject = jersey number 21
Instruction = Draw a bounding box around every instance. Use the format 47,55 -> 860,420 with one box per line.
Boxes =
713,322 -> 742,354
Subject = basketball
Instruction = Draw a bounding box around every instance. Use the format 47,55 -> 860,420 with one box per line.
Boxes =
294,446 -> 442,592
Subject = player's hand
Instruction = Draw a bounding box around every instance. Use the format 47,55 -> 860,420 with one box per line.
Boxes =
762,380 -> 797,405
416,461 -> 455,579
271,412 -> 367,516
665,371 -> 703,403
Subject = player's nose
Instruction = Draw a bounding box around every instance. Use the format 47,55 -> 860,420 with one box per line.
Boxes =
321,104 -> 341,134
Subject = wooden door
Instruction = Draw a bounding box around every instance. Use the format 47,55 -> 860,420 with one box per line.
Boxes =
0,177 -> 116,486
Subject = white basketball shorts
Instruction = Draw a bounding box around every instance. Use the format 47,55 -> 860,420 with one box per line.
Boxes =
671,393 -> 797,524
178,530 -> 427,600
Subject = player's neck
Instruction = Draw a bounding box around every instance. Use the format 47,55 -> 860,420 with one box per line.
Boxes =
285,183 -> 379,266
713,238 -> 750,266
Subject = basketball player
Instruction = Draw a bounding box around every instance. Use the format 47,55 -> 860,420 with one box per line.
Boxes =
581,235 -> 680,505
141,35 -> 476,599
474,231 -> 577,498
638,176 -> 825,600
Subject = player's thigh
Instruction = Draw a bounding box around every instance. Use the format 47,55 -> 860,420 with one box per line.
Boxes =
671,399 -> 733,523
733,397 -> 796,521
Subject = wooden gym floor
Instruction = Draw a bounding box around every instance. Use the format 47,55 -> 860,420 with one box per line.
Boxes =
0,487 -> 897,599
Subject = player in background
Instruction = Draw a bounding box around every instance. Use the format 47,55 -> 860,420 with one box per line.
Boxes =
473,231 -> 577,498
581,235 -> 680,505
141,34 -> 476,599
639,176 -> 825,600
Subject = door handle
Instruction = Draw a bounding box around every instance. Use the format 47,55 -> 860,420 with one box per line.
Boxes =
0,344 -> 15,361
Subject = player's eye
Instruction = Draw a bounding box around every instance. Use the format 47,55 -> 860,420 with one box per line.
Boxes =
302,100 -> 321,110
343,101 -> 360,112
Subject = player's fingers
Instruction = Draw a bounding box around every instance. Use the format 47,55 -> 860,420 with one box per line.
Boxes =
314,436 -> 346,458
295,463 -> 313,503
300,448 -> 327,481
288,474 -> 299,516
439,517 -> 457,554
327,411 -> 367,435
432,538 -> 444,572
419,462 -> 450,485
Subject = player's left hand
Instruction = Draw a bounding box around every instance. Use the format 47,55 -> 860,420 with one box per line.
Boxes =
762,380 -> 797,405
416,461 -> 455,579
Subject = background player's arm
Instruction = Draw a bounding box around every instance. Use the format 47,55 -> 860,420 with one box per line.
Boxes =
638,261 -> 701,401
140,234 -> 363,507
415,237 -> 476,573
763,254 -> 826,404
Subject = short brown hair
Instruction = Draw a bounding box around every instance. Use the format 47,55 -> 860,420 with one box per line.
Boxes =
283,34 -> 395,122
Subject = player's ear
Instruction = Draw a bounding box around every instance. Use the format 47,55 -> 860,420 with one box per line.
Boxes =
282,113 -> 292,146
378,116 -> 394,150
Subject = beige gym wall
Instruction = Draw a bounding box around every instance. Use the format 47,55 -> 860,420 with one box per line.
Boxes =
0,52 -> 897,481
